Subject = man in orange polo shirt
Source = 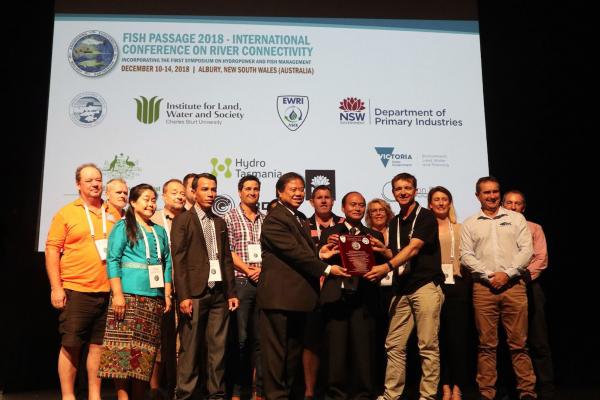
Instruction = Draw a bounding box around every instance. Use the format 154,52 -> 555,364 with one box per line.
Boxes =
45,163 -> 121,400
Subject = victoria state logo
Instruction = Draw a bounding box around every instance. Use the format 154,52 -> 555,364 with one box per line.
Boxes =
277,96 -> 309,131
375,147 -> 413,167
69,92 -> 106,127
68,31 -> 118,77
134,96 -> 163,124
339,97 -> 366,123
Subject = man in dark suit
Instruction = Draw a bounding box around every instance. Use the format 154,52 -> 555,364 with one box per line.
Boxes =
319,191 -> 385,400
171,173 -> 239,400
257,172 -> 348,400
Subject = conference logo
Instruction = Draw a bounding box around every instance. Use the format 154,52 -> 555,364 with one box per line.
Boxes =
339,97 -> 367,124
135,96 -> 163,124
210,157 -> 233,178
277,96 -> 309,131
101,153 -> 141,181
212,194 -> 234,216
69,93 -> 106,127
305,170 -> 336,200
381,181 -> 428,202
68,31 -> 118,77
374,147 -> 413,167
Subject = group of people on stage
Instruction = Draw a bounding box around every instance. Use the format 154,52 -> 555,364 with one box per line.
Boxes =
45,164 -> 554,400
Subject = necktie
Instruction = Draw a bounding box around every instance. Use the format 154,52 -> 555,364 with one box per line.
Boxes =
350,226 -> 359,235
202,216 -> 216,288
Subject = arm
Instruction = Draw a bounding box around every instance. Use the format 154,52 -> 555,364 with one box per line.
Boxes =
364,237 -> 424,281
106,221 -> 127,318
220,224 -> 238,301
506,214 -> 534,279
262,213 -> 328,278
45,213 -> 66,309
527,223 -> 548,280
460,221 -> 490,281
231,251 -> 260,282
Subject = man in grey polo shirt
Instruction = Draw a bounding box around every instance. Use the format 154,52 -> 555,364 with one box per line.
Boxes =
461,176 -> 536,400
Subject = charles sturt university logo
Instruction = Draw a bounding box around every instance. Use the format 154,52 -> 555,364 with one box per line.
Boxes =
135,96 -> 163,124
277,96 -> 309,131
339,97 -> 366,124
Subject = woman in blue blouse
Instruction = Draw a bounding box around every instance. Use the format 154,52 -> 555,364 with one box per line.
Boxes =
98,183 -> 172,399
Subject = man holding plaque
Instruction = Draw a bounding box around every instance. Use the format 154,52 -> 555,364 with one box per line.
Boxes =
258,172 -> 348,400
365,173 -> 444,400
319,191 -> 385,400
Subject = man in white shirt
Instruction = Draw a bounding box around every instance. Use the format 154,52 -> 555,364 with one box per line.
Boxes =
461,176 -> 536,400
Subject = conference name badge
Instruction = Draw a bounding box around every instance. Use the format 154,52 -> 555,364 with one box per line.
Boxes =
247,244 -> 262,263
95,239 -> 108,261
148,264 -> 165,288
442,264 -> 455,284
209,260 -> 223,282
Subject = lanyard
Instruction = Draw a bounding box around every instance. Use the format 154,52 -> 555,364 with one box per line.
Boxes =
396,206 -> 421,251
161,210 -> 171,246
315,216 -> 335,239
448,219 -> 455,262
83,203 -> 107,239
237,207 -> 261,244
140,224 -> 162,264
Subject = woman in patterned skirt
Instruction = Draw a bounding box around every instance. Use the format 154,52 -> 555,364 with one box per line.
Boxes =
98,183 -> 173,399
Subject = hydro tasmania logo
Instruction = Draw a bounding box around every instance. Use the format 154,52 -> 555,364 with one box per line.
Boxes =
339,97 -> 367,124
375,147 -> 413,167
277,96 -> 309,131
134,96 -> 163,124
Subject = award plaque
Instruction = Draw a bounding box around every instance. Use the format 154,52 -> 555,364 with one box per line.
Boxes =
338,235 -> 375,276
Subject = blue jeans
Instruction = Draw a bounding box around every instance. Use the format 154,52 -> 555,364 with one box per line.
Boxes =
232,277 -> 263,398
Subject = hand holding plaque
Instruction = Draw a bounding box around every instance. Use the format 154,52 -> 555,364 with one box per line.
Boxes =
338,234 -> 375,276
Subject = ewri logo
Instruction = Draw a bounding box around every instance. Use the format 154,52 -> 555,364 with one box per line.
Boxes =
375,147 -> 413,167
135,96 -> 163,124
277,96 -> 309,131
339,97 -> 366,124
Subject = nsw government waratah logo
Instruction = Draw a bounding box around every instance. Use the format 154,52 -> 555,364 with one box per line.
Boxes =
339,97 -> 366,124
277,96 -> 309,131
69,93 -> 106,127
134,96 -> 163,124
68,31 -> 118,77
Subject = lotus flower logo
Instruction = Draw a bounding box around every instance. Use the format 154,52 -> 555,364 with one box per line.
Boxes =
311,175 -> 330,187
339,97 -> 365,112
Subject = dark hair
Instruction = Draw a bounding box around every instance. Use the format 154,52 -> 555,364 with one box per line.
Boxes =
238,175 -> 261,191
276,172 -> 305,194
182,173 -> 197,187
341,191 -> 365,207
75,163 -> 102,183
502,189 -> 526,206
391,172 -> 417,189
192,173 -> 217,190
267,198 -> 279,213
311,185 -> 332,199
162,178 -> 183,193
125,184 -> 157,246
475,176 -> 500,194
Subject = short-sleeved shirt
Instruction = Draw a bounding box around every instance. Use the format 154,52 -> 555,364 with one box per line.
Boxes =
224,206 -> 266,277
45,198 -> 121,292
388,202 -> 443,294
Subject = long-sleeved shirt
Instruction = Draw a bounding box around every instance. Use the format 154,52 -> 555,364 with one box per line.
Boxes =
527,221 -> 548,279
107,219 -> 172,297
460,207 -> 533,281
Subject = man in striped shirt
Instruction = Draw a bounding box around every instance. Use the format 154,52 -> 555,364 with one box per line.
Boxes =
224,175 -> 266,400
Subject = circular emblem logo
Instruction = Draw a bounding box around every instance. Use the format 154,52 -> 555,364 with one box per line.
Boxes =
212,194 -> 234,217
362,237 -> 370,245
340,235 -> 347,243
351,242 -> 361,250
69,92 -> 106,127
68,31 -> 118,77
